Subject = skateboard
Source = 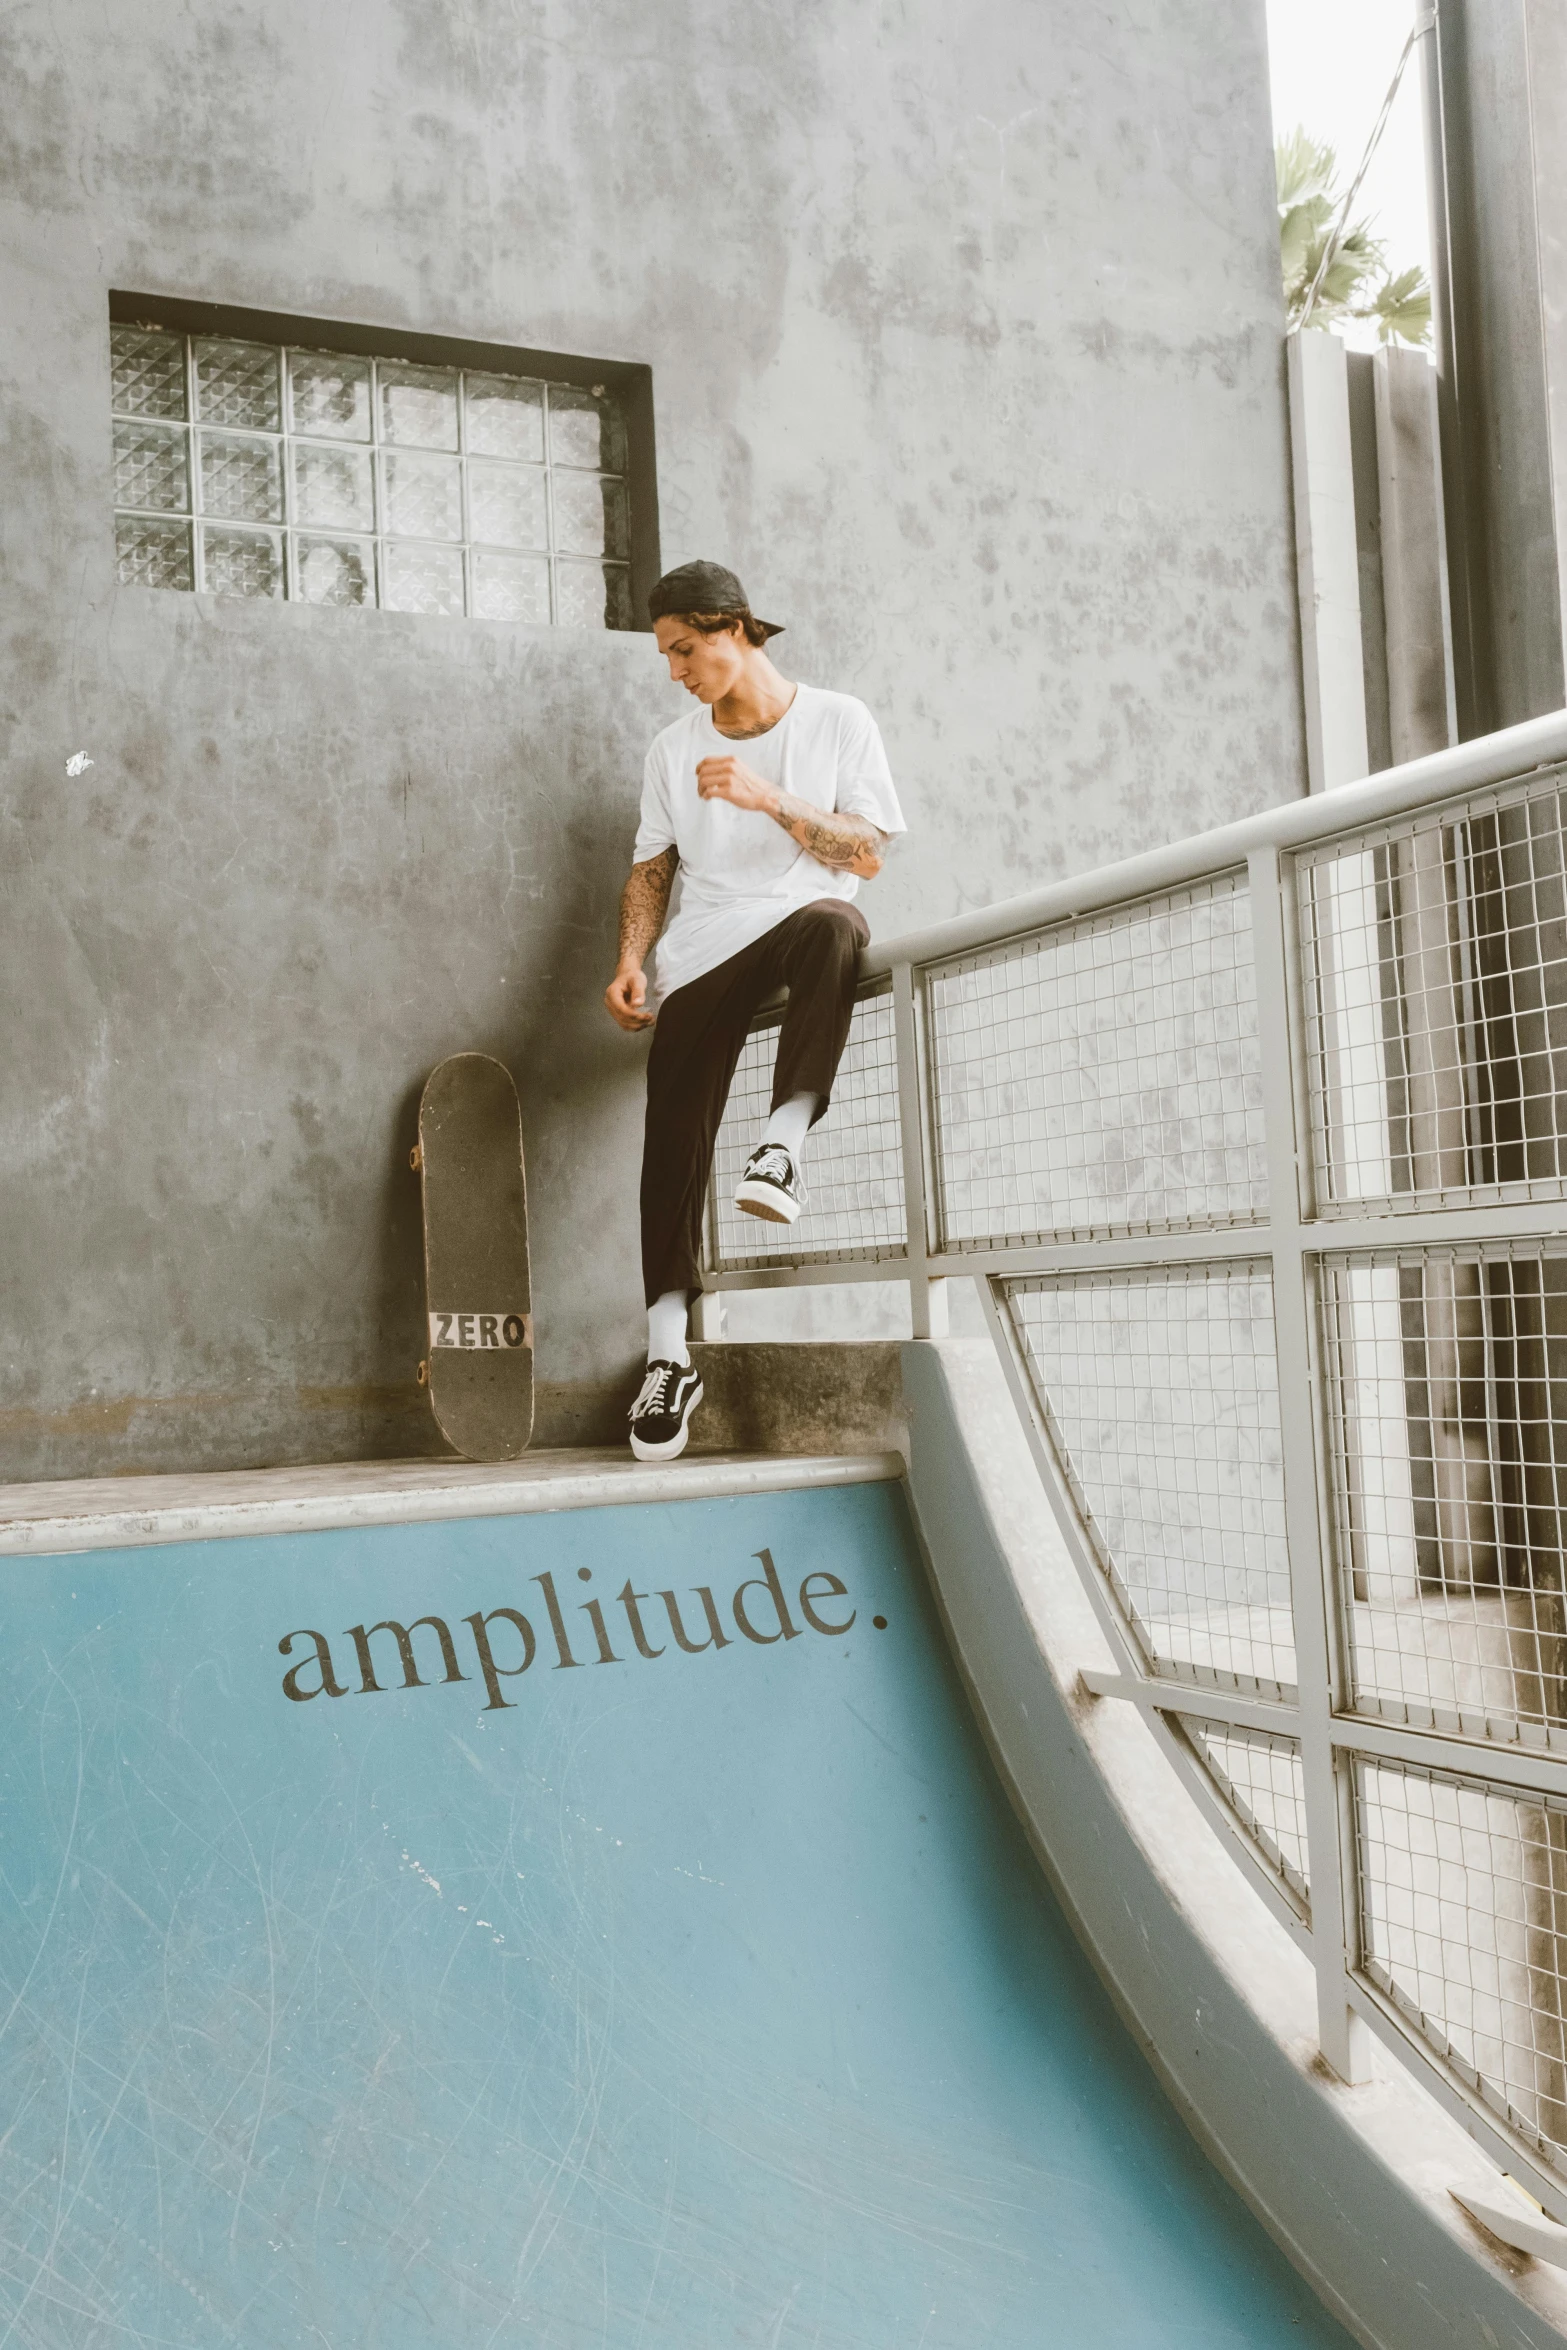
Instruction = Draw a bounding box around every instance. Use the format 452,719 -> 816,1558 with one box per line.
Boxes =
412,1053 -> 534,1461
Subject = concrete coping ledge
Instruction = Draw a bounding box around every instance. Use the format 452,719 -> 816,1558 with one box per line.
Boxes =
0,1448 -> 906,1560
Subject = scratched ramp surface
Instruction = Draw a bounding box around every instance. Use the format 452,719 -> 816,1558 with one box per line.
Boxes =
0,1481 -> 1350,2349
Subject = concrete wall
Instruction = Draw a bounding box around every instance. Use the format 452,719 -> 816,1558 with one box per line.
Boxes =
1533,3 -> 1567,683
1431,0 -> 1567,735
0,0 -> 1304,1477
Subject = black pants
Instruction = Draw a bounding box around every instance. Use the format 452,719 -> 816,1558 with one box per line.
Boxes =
640,898 -> 870,1306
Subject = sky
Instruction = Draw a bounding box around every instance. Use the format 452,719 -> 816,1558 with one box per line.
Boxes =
1264,0 -> 1432,347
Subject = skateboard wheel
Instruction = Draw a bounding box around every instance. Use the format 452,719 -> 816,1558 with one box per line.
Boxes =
416,1359 -> 429,1385
410,1143 -> 423,1171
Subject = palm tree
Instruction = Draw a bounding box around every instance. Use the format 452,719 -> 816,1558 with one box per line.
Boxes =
1277,129 -> 1432,346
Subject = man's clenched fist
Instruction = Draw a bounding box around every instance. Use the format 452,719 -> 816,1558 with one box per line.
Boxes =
604,966 -> 655,1032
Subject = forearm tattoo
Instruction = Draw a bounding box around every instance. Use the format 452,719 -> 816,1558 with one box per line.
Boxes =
618,846 -> 677,966
769,792 -> 889,876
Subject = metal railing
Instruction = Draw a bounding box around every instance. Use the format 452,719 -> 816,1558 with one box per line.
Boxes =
700,708 -> 1567,2219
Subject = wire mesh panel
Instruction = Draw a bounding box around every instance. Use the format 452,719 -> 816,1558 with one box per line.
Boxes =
1004,1265 -> 1296,1695
927,877 -> 1267,1248
1321,1243 -> 1567,1747
1300,769 -> 1567,1213
1357,1758 -> 1567,2168
1179,1717 -> 1310,1908
708,991 -> 906,1271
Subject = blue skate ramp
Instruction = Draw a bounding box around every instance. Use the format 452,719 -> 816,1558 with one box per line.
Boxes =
0,1477 -> 1349,2348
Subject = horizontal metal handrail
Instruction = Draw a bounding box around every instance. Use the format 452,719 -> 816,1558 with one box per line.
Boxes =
859,706 -> 1567,979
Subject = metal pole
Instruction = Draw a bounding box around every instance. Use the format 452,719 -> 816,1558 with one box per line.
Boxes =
857,710 -> 1567,982
1249,844 -> 1373,2082
893,961 -> 946,1339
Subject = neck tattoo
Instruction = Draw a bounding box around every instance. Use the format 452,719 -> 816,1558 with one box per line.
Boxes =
714,685 -> 796,742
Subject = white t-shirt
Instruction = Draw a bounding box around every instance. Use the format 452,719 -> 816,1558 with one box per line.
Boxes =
633,684 -> 907,1003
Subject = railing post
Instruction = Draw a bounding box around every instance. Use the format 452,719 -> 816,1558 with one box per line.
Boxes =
691,1290 -> 726,1341
892,961 -> 945,1339
1249,844 -> 1373,2085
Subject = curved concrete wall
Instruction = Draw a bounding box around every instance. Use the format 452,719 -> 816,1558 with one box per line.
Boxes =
0,0 -> 1302,1476
0,1463 -> 1352,2346
902,1336 -> 1567,2349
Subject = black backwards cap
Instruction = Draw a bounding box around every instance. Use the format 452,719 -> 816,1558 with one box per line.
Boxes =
646,560 -> 785,638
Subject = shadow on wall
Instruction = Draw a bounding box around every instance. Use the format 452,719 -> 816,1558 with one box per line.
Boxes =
368,1072 -> 445,1456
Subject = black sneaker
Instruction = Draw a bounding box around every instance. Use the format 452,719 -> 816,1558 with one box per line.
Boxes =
628,1359 -> 704,1461
735,1142 -> 807,1225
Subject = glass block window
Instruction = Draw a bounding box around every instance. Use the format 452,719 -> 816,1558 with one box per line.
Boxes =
110,323 -> 633,627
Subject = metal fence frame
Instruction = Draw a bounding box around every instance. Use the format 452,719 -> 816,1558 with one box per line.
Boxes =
700,708 -> 1567,2221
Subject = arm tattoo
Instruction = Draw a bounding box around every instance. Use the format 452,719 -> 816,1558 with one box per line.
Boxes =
768,792 -> 889,877
618,846 -> 676,966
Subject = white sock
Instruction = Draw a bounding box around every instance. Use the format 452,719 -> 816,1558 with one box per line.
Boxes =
761,1091 -> 819,1161
647,1289 -> 690,1367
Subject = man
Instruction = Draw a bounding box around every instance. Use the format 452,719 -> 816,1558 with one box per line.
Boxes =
605,560 -> 906,1461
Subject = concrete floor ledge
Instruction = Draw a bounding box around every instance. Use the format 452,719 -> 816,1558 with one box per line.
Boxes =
0,1448 -> 904,1559
686,1338 -> 907,1456
0,1346 -> 910,1483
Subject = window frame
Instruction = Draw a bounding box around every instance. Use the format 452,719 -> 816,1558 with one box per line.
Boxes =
108,291 -> 660,630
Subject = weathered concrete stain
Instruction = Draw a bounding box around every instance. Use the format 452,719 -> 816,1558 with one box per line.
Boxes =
0,0 -> 1303,1476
